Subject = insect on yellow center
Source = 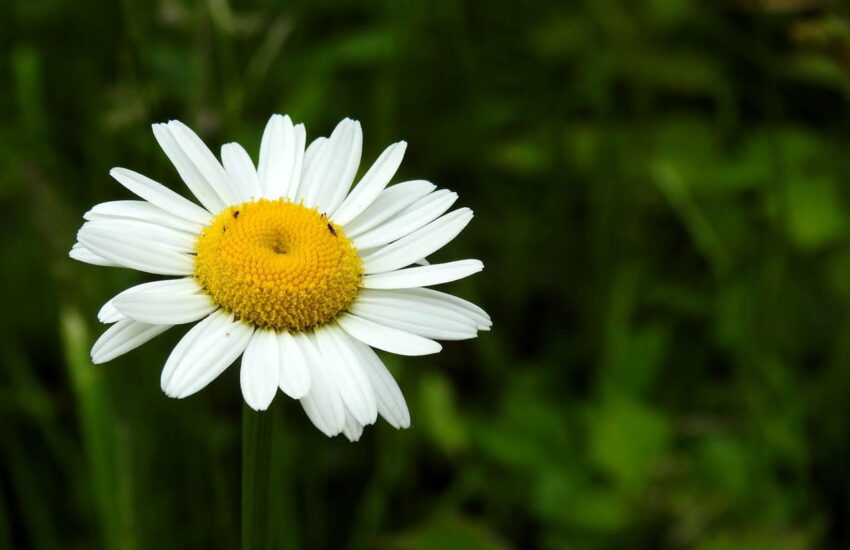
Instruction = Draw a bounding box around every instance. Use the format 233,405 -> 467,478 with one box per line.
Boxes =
194,199 -> 363,331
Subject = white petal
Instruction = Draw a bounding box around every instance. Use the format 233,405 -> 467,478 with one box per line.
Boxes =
109,167 -> 212,226
111,278 -> 217,325
240,330 -> 280,411
91,319 -> 171,364
341,409 -> 364,442
221,142 -> 262,202
336,312 -> 441,356
300,137 -> 327,183
97,300 -> 124,323
352,189 -> 458,249
85,200 -> 204,234
361,208 -> 473,274
161,310 -> 254,398
77,220 -> 195,275
362,259 -> 483,289
257,114 -> 287,197
314,325 -> 377,425
347,338 -> 410,429
277,331 -> 312,398
331,141 -> 407,226
320,120 -> 363,214
350,299 -> 477,341
413,288 -> 491,329
297,119 -> 361,212
374,288 -> 491,330
295,332 -> 345,436
152,123 -> 227,213
83,218 -> 195,252
344,180 -> 436,237
257,115 -> 302,200
69,243 -> 119,267
283,123 -> 307,199
166,120 -> 241,206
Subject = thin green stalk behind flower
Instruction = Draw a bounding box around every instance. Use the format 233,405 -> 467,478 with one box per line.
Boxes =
242,405 -> 273,550
60,307 -> 137,550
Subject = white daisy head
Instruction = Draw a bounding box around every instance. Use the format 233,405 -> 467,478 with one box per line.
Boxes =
70,114 -> 491,441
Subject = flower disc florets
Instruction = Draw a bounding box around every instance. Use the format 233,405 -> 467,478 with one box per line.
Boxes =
194,199 -> 362,331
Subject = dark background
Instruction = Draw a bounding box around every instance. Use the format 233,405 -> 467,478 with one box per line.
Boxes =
2,0 -> 850,548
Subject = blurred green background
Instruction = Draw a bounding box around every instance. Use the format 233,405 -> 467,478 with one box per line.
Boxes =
3,0 -> 850,548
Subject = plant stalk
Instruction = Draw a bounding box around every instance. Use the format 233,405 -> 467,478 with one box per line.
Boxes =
242,404 -> 273,550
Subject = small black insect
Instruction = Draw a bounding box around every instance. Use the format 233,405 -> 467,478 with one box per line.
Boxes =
222,226 -> 227,232
233,210 -> 239,219
327,223 -> 337,237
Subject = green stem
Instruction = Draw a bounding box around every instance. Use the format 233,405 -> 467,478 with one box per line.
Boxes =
242,404 -> 273,550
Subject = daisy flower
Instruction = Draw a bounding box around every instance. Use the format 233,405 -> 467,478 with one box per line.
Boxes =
69,115 -> 490,441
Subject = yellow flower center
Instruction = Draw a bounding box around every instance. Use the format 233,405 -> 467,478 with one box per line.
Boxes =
194,199 -> 362,331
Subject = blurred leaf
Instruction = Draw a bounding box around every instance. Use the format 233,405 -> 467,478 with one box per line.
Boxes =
568,486 -> 631,531
652,160 -> 730,274
783,175 -> 844,250
826,248 -> 850,298
491,137 -> 549,175
601,266 -> 671,396
695,437 -> 750,502
653,120 -> 773,194
11,43 -> 45,136
588,395 -> 671,491
472,372 -> 572,473
695,527 -> 813,550
782,52 -> 850,94
631,49 -> 726,95
418,372 -> 469,455
384,515 -> 511,550
61,307 -> 137,550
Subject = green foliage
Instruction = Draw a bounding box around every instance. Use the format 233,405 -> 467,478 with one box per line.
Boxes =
1,0 -> 850,548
